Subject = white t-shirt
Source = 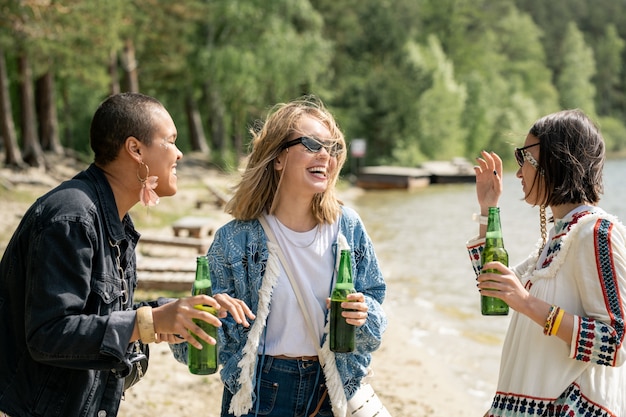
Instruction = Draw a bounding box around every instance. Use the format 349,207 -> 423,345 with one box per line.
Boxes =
261,214 -> 338,357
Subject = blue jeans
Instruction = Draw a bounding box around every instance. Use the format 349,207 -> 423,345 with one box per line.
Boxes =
221,356 -> 333,417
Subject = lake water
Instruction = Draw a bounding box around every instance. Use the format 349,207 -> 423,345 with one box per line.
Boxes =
349,158 -> 626,409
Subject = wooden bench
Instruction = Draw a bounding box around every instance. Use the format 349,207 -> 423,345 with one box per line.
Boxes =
136,257 -> 197,291
196,180 -> 232,208
137,271 -> 195,292
139,235 -> 210,254
137,257 -> 197,273
171,216 -> 217,238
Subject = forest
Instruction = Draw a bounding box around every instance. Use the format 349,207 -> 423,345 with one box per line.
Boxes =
2,0 -> 626,171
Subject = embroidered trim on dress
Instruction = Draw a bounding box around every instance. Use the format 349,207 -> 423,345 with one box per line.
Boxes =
524,211 -> 624,284
489,382 -> 617,417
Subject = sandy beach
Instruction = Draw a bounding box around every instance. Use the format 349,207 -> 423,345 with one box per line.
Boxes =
118,302 -> 488,417
0,154 -> 491,417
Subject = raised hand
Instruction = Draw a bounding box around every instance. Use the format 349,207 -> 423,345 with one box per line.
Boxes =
474,150 -> 503,210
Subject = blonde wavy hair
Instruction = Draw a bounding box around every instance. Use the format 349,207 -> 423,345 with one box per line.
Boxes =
225,95 -> 347,223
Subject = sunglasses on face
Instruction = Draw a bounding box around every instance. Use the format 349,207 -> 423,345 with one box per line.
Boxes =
281,136 -> 343,157
514,142 -> 540,168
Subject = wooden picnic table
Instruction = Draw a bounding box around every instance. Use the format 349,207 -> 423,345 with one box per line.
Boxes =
171,216 -> 216,238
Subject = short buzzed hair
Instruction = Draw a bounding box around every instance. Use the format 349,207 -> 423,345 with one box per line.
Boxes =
90,92 -> 164,165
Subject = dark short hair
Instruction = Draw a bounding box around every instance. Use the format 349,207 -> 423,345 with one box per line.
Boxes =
90,92 -> 164,165
529,109 -> 604,206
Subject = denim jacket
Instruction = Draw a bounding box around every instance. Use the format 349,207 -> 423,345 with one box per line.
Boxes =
0,164 -> 145,417
172,206 -> 387,411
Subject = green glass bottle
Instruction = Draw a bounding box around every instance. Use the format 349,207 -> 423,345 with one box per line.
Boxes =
330,249 -> 356,352
188,256 -> 218,374
481,207 -> 510,316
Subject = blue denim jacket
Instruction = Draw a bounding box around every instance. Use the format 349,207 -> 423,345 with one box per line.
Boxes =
0,164 -> 146,417
172,206 -> 387,402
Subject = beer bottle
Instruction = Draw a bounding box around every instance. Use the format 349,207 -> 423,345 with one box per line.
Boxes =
188,256 -> 218,374
481,207 -> 510,316
330,249 -> 356,352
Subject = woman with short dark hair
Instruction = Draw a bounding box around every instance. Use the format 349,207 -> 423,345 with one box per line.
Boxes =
467,109 -> 626,416
0,93 -> 247,417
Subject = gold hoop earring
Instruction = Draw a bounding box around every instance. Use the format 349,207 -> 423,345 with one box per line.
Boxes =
137,161 -> 149,182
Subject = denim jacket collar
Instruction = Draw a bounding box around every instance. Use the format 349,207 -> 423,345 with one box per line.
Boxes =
84,164 -> 138,244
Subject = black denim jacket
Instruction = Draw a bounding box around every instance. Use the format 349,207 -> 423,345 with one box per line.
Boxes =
0,164 -> 147,417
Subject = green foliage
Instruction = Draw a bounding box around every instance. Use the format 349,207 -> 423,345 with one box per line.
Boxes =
410,36 -> 467,160
597,116 -> 626,153
594,25 -> 625,116
557,22 -> 596,113
2,0 -> 626,169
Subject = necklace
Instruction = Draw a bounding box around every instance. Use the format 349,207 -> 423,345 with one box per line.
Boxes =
274,217 -> 321,249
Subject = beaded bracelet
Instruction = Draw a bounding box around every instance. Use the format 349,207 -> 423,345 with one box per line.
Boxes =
136,306 -> 156,343
550,308 -> 566,336
543,305 -> 560,336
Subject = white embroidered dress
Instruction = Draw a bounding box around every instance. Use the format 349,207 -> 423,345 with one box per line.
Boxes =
467,207 -> 626,416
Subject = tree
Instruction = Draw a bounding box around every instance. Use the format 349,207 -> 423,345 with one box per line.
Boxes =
36,70 -> 63,154
0,49 -> 24,167
312,0 -> 426,165
18,52 -> 45,168
2,0 -> 626,169
594,25 -> 624,116
185,96 -> 209,154
0,0 -> 128,166
155,0 -> 333,163
557,22 -> 596,113
411,36 -> 467,160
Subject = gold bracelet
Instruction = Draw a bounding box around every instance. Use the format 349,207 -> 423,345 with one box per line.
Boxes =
136,306 -> 156,343
550,308 -> 566,336
543,305 -> 558,335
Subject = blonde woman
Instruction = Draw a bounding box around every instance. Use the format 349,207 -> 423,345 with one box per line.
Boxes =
173,96 -> 387,417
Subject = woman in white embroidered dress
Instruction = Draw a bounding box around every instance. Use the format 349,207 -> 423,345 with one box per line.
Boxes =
171,96 -> 387,417
467,109 -> 626,417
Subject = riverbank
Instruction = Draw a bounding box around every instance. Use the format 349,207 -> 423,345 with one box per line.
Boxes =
0,153 -> 489,416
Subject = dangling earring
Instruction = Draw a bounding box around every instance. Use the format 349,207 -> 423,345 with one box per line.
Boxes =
539,204 -> 547,254
137,162 -> 159,207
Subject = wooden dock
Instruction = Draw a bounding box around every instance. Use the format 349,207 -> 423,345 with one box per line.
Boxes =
356,158 -> 475,190
420,158 -> 476,184
355,166 -> 431,190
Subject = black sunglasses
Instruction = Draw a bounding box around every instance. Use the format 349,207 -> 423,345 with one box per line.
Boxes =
281,136 -> 343,157
514,142 -> 540,167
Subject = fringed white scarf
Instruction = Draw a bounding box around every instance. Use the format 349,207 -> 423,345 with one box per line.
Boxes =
321,322 -> 348,417
228,242 -> 280,416
228,230 -> 352,417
